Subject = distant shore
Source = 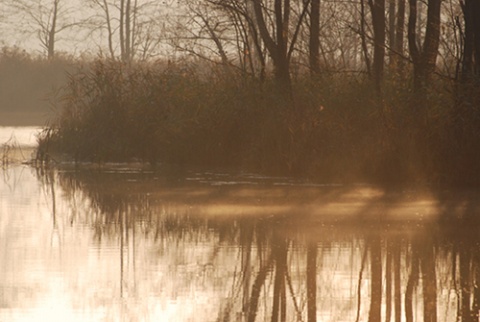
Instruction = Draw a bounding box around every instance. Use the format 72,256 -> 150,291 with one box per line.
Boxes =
0,111 -> 52,127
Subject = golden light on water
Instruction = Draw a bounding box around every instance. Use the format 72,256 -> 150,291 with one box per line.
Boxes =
1,155 -> 478,321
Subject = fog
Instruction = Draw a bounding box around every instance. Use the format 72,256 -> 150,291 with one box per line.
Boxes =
1,1 -> 480,320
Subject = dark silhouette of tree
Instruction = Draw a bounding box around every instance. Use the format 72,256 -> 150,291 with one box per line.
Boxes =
172,0 -> 268,78
460,0 -> 480,82
388,0 -> 406,75
252,0 -> 310,95
359,0 -> 372,76
407,0 -> 441,97
368,0 -> 386,94
368,236 -> 382,322
187,2 -> 231,67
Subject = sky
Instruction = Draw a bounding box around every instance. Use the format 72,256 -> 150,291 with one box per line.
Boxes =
0,0 -> 180,58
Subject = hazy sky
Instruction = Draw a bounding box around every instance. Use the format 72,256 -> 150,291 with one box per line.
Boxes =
0,0 -> 179,58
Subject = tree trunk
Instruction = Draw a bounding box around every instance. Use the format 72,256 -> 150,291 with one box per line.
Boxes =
388,0 -> 396,69
102,0 -> 115,59
394,0 -> 406,74
368,0 -> 386,94
47,0 -> 59,59
309,0 -> 321,77
408,0 -> 441,97
252,0 -> 294,95
460,0 -> 480,81
125,0 -> 132,61
360,0 -> 372,76
120,0 -> 125,61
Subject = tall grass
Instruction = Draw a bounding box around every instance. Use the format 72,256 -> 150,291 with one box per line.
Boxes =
37,59 -> 480,187
1,141 -> 13,168
1,136 -> 25,168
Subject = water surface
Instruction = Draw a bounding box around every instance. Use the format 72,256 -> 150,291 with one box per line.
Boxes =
0,126 -> 41,147
1,128 -> 480,322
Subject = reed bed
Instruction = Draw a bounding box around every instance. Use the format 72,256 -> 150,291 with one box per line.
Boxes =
37,59 -> 480,187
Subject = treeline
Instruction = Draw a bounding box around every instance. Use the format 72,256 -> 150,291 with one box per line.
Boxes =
0,0 -> 476,83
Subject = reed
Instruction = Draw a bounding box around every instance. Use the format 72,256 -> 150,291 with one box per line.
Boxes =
37,58 -> 480,187
1,142 -> 12,168
1,136 -> 23,168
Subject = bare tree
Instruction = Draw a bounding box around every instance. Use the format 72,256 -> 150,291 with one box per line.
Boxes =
178,0 -> 313,81
368,0 -> 386,93
175,1 -> 233,67
388,0 -> 396,66
459,0 -> 480,81
394,0 -> 406,74
359,0 -> 372,76
252,0 -> 311,94
88,0 -> 166,61
89,0 -> 116,59
408,0 -> 442,94
8,0 -> 79,59
170,0 -> 269,79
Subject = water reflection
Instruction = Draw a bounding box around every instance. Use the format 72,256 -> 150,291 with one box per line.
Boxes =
2,165 -> 480,321
0,126 -> 40,147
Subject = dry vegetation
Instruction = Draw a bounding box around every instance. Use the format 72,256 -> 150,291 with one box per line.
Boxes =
33,58 -> 480,187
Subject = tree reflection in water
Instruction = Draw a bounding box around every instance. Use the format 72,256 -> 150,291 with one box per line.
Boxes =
35,167 -> 480,321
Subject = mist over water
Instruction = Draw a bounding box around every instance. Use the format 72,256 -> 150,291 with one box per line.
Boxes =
2,148 -> 480,321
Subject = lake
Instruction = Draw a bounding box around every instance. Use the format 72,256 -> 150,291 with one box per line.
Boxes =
1,127 -> 480,322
